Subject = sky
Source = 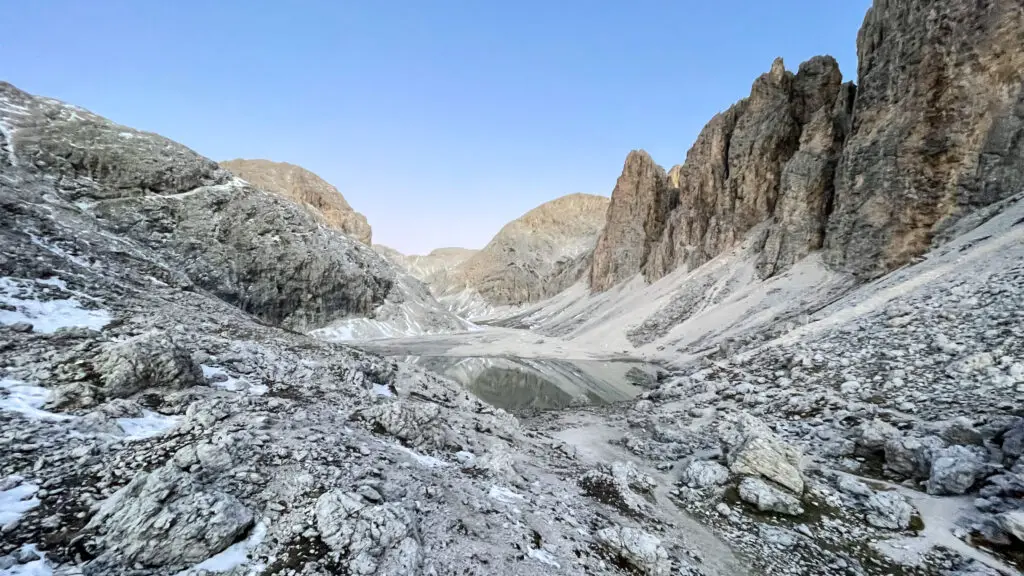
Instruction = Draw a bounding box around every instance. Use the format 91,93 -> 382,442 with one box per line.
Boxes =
3,0 -> 872,255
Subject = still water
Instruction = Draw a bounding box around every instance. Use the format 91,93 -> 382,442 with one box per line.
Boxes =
392,355 -> 660,413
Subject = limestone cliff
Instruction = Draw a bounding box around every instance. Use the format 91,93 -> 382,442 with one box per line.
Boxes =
591,56 -> 851,291
824,0 -> 1024,277
0,82 -> 464,334
590,0 -> 1024,292
220,158 -> 373,244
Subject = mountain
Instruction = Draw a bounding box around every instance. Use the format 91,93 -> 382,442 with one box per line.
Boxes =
591,0 -> 1023,291
373,245 -> 478,288
443,193 -> 609,310
0,82 -> 466,338
220,158 -> 373,244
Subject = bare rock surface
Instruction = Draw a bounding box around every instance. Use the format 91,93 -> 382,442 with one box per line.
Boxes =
221,158 -> 373,244
445,193 -> 609,309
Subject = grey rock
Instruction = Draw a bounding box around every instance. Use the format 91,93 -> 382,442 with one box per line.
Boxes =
855,419 -> 899,455
884,435 -> 947,480
725,414 -> 804,493
865,491 -> 913,530
315,489 -> 420,575
84,466 -> 253,570
997,510 -> 1024,542
837,477 -> 874,498
679,460 -> 729,489
94,332 -> 203,398
737,477 -> 804,516
927,445 -> 989,495
593,526 -> 670,576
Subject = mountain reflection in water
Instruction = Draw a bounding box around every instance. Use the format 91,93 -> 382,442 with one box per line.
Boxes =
393,356 -> 659,413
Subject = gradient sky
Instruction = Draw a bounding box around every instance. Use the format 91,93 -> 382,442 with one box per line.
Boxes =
3,0 -> 872,254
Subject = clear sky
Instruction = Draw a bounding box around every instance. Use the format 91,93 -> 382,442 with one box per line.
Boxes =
3,0 -> 872,255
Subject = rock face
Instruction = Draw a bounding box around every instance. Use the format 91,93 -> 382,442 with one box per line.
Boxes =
590,0 -> 1024,291
85,466 -> 253,570
0,81 -> 467,334
220,158 -> 373,244
450,193 -> 609,305
591,56 -> 852,291
589,152 -> 674,291
825,0 -> 1024,277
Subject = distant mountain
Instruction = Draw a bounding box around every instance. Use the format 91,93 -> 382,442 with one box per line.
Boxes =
220,158 -> 372,244
373,245 -> 478,288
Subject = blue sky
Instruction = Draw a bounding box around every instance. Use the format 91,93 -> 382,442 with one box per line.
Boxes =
3,0 -> 872,254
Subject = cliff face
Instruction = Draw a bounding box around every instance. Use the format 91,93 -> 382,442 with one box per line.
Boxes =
0,82 -> 465,333
824,0 -> 1024,276
220,159 -> 373,244
592,56 -> 851,291
591,0 -> 1024,292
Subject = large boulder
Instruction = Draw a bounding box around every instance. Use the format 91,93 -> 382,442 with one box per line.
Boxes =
593,526 -> 670,576
315,490 -> 420,575
737,477 -> 804,516
927,445 -> 989,495
94,332 -> 203,398
725,414 -> 805,494
865,491 -> 914,530
84,466 -> 253,570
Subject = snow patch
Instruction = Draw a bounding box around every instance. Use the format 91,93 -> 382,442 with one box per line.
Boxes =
394,446 -> 448,469
0,277 -> 110,333
201,365 -> 267,396
371,383 -> 394,397
117,410 -> 180,440
0,545 -> 52,576
0,478 -> 39,529
177,521 -> 267,575
488,485 -> 524,504
0,379 -> 72,421
528,548 -> 561,568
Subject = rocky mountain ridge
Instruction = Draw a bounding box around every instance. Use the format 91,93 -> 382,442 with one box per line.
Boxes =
220,158 -> 373,245
590,0 -> 1024,292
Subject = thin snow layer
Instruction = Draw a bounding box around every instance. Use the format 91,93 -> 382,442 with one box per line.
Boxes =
394,445 -> 448,469
311,300 -> 476,342
201,365 -> 267,396
527,548 -> 561,569
0,379 -> 72,421
488,485 -> 524,504
0,277 -> 110,333
0,479 -> 39,528
0,545 -> 52,576
117,410 -> 180,440
371,383 -> 394,397
177,522 -> 267,575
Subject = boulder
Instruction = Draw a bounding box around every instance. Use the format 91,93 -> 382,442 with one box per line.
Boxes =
679,460 -> 730,489
593,526 -> 670,576
884,435 -> 946,480
726,414 -> 804,493
738,477 -> 804,516
927,445 -> 989,495
865,491 -> 914,530
315,490 -> 420,575
94,332 -> 203,398
84,466 -> 253,570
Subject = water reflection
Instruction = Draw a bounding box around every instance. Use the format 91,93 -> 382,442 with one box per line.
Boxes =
394,356 -> 659,413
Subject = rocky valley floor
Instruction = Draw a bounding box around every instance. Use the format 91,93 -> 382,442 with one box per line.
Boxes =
2,193 -> 1023,576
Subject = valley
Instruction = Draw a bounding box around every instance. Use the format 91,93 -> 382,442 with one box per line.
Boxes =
1,1 -> 1023,575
